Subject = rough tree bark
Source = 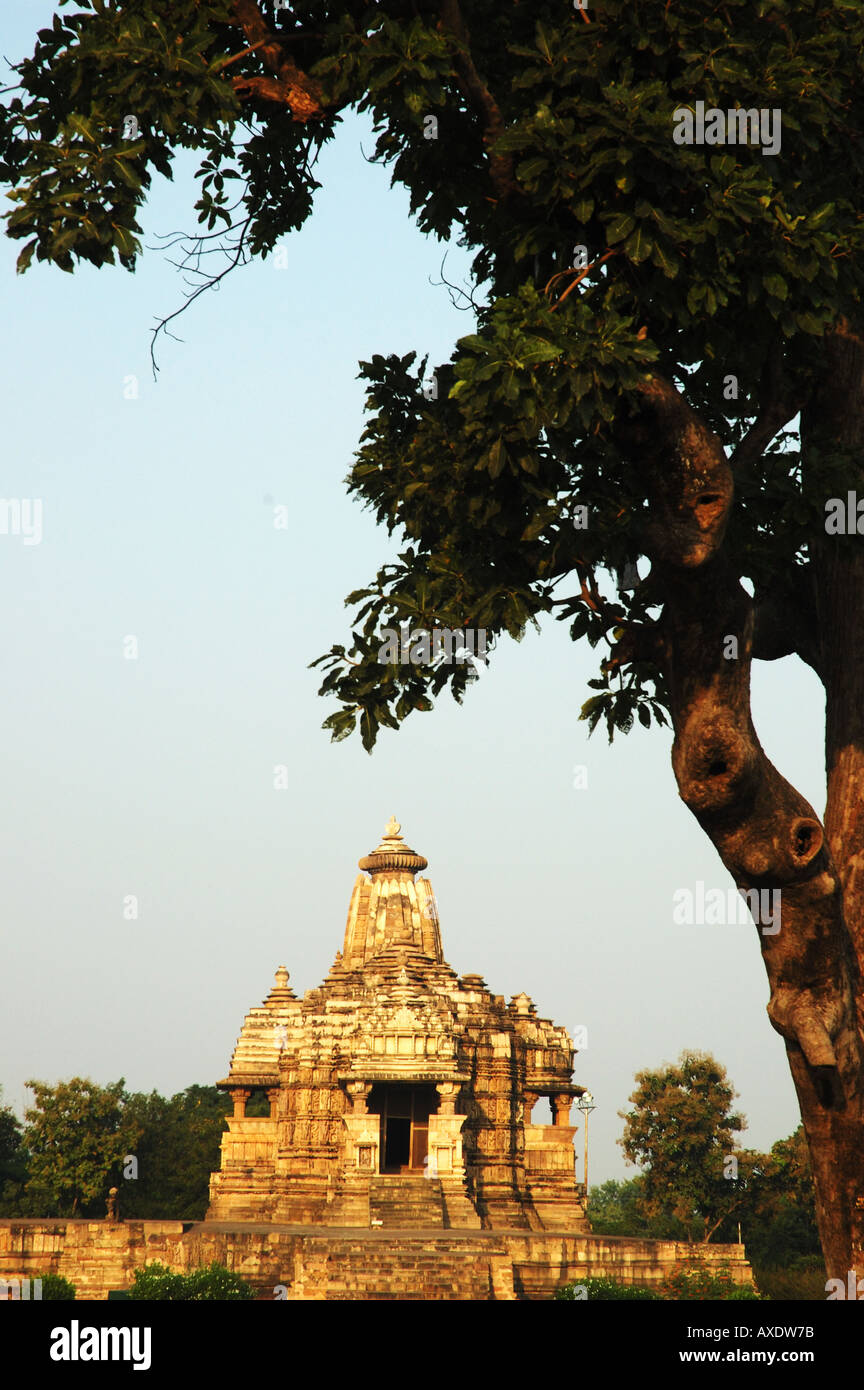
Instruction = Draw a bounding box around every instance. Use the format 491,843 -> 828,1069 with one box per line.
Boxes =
620,359 -> 864,1280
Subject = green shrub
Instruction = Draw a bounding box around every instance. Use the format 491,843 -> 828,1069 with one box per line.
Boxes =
126,1260 -> 255,1301
555,1276 -> 663,1300
34,1272 -> 77,1300
40,1272 -> 77,1301
753,1257 -> 826,1302
661,1265 -> 761,1301
555,1267 -> 761,1301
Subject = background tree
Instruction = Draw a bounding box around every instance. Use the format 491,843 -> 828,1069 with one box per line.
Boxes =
23,1078 -> 130,1217
587,1176 -> 688,1241
0,1091 -> 28,1216
118,1086 -> 230,1220
725,1125 -> 821,1269
594,1105 -> 821,1290
619,1051 -> 762,1243
3,0 -> 864,1276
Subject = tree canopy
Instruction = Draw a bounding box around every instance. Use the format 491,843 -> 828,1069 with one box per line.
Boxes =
6,1079 -> 230,1219
619,1050 -> 760,1243
23,1077 -> 129,1217
0,1091 -> 27,1216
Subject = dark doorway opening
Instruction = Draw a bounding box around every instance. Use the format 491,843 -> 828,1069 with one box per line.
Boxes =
368,1084 -> 438,1174
384,1117 -> 411,1170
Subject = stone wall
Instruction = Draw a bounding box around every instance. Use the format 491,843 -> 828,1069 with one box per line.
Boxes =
0,1219 -> 753,1301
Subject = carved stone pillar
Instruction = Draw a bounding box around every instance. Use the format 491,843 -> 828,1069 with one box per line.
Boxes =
346,1081 -> 372,1115
436,1082 -> 460,1116
267,1087 -> 281,1119
552,1093 -> 572,1127
523,1091 -> 540,1123
429,1084 -> 468,1183
230,1088 -> 250,1119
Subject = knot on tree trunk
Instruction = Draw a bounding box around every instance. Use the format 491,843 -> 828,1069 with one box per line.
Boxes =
674,718 -> 755,815
767,985 -> 845,1107
790,817 -> 824,869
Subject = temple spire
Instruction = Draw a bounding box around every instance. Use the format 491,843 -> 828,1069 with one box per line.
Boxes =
344,819 -> 441,966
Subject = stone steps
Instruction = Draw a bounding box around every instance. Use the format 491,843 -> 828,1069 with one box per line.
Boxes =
368,1177 -> 445,1229
293,1234 -> 513,1300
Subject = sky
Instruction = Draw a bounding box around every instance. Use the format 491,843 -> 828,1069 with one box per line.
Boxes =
0,1 -> 829,1191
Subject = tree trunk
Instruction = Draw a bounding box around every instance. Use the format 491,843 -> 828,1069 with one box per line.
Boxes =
800,318 -> 864,1282
623,362 -> 864,1281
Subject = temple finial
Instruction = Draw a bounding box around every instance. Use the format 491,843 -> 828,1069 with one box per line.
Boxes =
359,817 -> 427,877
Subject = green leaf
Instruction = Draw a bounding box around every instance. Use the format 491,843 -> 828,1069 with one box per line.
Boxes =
623,224 -> 653,264
113,225 -> 138,257
808,203 -> 835,229
604,213 -> 635,244
516,156 -> 548,183
650,240 -> 679,278
112,157 -> 143,191
579,694 -> 607,721
763,273 -> 787,300
68,114 -> 98,145
16,239 -> 36,274
488,439 -> 508,478
522,339 -> 561,364
521,510 -> 550,542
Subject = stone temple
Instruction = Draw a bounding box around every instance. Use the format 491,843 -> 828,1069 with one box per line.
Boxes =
0,817 -> 754,1297
207,818 -> 590,1232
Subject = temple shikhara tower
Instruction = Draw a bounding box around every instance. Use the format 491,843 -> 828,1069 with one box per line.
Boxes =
208,818 -> 590,1231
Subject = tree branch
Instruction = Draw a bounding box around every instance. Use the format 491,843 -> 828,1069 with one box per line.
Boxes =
437,0 -> 516,199
752,569 -> 820,675
731,341 -> 806,473
545,250 -> 617,312
230,0 -> 326,120
618,372 -> 734,570
608,619 -> 665,670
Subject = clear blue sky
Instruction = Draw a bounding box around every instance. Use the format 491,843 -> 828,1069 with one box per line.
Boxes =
0,2 -> 827,1188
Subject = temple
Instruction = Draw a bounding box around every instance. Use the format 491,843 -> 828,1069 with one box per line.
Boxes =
207,818 -> 590,1232
0,817 -> 753,1298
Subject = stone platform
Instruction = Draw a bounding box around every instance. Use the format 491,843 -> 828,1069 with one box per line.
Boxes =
0,1219 -> 753,1301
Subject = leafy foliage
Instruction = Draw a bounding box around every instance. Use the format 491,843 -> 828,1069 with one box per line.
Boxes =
0,1091 -> 28,1216
754,1256 -> 826,1301
126,1260 -> 256,1300
4,2 -> 864,746
554,1276 -> 662,1301
34,1272 -> 78,1300
592,1124 -> 820,1271
726,1126 -> 821,1268
588,1175 -> 689,1241
5,1079 -> 231,1220
555,1273 -> 755,1301
554,1269 -> 758,1300
22,1077 -> 129,1218
618,1051 -> 762,1243
116,1085 -> 231,1220
660,1264 -> 761,1300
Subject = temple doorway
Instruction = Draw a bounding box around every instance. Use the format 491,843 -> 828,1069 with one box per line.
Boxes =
368,1084 -> 437,1174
